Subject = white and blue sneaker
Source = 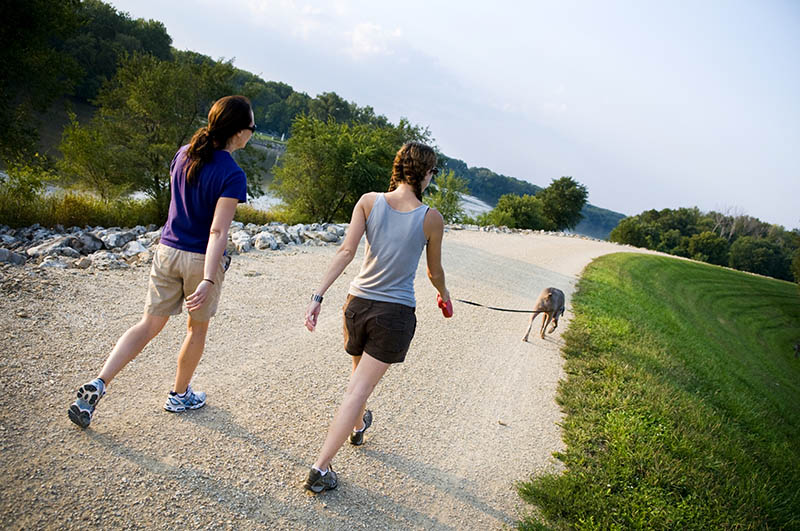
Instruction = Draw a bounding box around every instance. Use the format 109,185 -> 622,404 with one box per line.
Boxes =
164,384 -> 206,412
68,378 -> 106,429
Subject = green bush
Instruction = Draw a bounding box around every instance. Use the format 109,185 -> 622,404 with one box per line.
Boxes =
424,170 -> 469,223
484,194 -> 551,229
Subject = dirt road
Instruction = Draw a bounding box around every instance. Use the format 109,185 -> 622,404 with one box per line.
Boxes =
0,230 -> 651,529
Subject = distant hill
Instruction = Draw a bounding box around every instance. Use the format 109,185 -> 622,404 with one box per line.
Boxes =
441,155 -> 542,205
440,154 -> 626,240
573,204 -> 626,240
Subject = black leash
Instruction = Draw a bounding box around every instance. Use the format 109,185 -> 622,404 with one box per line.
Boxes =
454,298 -> 532,313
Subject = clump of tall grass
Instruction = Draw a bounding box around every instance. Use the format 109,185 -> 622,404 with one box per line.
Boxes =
233,204 -> 278,226
0,165 -> 164,229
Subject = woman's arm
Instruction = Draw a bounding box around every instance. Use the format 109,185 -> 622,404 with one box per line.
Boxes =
185,197 -> 239,312
304,194 -> 372,331
424,208 -> 450,302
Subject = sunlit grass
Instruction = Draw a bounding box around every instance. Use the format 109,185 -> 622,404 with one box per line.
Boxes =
518,253 -> 800,530
0,189 -> 163,229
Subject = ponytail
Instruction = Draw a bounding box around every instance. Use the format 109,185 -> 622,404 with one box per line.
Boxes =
185,127 -> 216,183
388,142 -> 437,200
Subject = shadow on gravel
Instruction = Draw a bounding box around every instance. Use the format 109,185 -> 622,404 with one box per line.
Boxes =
361,448 -> 512,524
313,479 -> 447,529
177,404 -> 307,468
86,429 -> 287,526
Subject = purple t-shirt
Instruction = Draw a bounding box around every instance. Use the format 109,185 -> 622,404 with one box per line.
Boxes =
160,145 -> 247,254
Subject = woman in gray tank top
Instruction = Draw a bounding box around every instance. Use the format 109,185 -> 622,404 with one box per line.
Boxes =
301,142 -> 452,493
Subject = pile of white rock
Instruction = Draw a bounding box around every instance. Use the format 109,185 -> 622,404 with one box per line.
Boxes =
0,221 -> 347,270
447,223 -> 604,241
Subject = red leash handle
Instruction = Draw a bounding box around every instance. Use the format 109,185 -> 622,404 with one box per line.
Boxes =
437,293 -> 453,318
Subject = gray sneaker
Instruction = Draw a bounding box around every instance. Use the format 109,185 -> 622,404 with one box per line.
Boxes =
68,378 -> 106,429
348,409 -> 373,446
163,384 -> 206,412
303,466 -> 338,493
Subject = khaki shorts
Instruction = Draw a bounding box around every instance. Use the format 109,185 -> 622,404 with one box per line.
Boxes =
144,244 -> 229,321
343,295 -> 417,364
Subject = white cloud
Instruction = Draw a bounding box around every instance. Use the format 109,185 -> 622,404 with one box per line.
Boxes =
235,0 -> 326,40
345,22 -> 402,59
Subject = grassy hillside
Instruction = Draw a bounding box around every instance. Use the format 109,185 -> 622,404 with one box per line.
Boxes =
518,254 -> 800,529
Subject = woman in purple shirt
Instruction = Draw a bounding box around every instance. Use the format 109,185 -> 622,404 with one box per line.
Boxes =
68,95 -> 254,429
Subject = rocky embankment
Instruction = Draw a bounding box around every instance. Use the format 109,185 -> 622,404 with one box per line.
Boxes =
0,221 -> 348,270
0,220 -> 607,271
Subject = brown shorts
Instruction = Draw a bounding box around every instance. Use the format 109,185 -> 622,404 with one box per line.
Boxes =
144,244 -> 229,321
343,295 -> 417,364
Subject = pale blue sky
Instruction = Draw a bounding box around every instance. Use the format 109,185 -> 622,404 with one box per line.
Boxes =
109,0 -> 799,229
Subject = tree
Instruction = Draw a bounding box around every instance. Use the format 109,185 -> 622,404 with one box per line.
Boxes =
272,116 -> 403,223
0,0 -> 81,164
424,170 -> 469,223
657,228 -> 688,256
58,111 -> 128,201
60,0 -> 172,101
308,92 -> 354,124
729,236 -> 791,280
483,194 -> 551,229
59,53 -> 236,210
537,176 -> 589,230
272,114 -> 430,222
688,231 -> 730,265
609,217 -> 651,248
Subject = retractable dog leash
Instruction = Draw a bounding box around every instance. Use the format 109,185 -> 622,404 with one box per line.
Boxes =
453,299 -> 532,313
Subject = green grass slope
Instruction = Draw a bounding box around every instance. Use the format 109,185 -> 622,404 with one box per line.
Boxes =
518,254 -> 800,530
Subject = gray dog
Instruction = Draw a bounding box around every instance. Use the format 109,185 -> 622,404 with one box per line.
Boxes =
522,287 -> 565,341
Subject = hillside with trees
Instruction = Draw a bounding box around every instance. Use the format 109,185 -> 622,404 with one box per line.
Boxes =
440,155 -> 625,238
0,0 -> 652,244
609,207 -> 800,282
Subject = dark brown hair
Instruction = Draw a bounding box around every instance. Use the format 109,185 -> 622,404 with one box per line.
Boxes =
184,95 -> 252,183
387,142 -> 437,200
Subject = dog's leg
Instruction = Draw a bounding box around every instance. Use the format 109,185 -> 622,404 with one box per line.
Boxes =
548,315 -> 559,334
540,313 -> 552,339
523,312 -> 540,342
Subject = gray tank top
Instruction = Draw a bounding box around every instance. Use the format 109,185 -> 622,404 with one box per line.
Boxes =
349,193 -> 429,307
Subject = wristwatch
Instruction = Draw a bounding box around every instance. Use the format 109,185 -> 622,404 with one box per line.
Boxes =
311,294 -> 324,303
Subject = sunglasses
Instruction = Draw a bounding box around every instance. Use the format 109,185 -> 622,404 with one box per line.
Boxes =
430,168 -> 439,176
245,124 -> 257,132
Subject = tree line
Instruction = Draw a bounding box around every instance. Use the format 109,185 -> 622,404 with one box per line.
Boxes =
0,0 -> 591,235
609,207 -> 800,282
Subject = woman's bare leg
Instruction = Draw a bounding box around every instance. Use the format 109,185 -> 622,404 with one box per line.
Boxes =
350,355 -> 369,431
98,313 -> 169,384
313,353 -> 389,470
172,315 -> 209,394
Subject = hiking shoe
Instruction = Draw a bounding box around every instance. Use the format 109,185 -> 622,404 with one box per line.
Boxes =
348,409 -> 373,446
303,466 -> 338,493
163,385 -> 206,412
68,378 -> 106,429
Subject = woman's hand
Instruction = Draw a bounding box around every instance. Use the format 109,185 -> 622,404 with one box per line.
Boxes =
305,301 -> 321,331
186,279 -> 213,312
437,291 -> 453,318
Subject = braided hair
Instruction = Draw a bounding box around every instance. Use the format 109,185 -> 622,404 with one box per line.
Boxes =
184,95 -> 252,183
387,142 -> 437,200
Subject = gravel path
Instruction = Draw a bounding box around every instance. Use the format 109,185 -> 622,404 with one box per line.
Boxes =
0,230 -> 654,530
